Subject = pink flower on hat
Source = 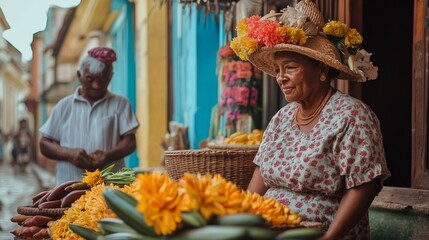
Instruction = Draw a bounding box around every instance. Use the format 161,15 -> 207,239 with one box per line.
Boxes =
88,47 -> 117,65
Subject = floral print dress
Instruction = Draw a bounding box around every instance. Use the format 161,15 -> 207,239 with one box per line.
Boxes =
254,91 -> 391,239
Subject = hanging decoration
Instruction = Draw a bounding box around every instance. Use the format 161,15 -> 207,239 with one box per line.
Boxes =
210,42 -> 262,140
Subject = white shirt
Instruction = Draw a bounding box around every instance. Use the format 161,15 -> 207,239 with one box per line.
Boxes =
39,87 -> 139,185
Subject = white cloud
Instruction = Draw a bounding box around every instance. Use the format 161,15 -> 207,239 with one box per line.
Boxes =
0,0 -> 81,61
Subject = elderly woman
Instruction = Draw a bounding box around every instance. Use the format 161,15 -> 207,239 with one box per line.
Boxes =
231,1 -> 390,239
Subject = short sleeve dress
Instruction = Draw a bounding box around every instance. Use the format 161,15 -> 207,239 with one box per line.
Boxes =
254,91 -> 391,239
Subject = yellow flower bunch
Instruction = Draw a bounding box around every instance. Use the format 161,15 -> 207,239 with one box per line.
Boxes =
235,18 -> 249,37
49,184 -> 134,239
180,173 -> 247,219
230,36 -> 258,61
286,27 -> 307,46
345,28 -> 363,48
242,192 -> 301,226
81,164 -> 137,188
129,172 -> 300,236
82,169 -> 104,187
322,20 -> 349,37
323,20 -> 363,49
132,172 -> 190,235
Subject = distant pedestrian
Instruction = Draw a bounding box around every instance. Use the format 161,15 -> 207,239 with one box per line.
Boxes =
39,46 -> 140,186
11,119 -> 33,174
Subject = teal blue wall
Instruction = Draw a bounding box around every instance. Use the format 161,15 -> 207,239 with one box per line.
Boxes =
110,0 -> 138,168
172,3 -> 220,149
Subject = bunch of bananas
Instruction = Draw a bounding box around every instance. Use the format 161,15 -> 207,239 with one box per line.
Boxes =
224,129 -> 264,145
69,188 -> 325,240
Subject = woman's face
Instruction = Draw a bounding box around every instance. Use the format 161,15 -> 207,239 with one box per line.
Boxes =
274,51 -> 324,103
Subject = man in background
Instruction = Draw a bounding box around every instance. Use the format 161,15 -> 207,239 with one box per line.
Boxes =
39,47 -> 139,185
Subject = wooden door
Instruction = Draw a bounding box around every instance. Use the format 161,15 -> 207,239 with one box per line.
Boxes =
412,0 -> 429,189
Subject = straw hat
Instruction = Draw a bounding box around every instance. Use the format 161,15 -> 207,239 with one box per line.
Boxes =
249,35 -> 361,80
231,0 -> 378,82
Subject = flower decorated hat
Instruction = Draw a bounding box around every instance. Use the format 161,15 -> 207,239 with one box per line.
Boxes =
230,0 -> 378,82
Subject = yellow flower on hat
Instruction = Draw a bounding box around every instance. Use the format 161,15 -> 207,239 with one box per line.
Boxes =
286,27 -> 307,46
323,20 -> 349,38
236,18 -> 249,37
345,28 -> 363,48
230,36 -> 258,61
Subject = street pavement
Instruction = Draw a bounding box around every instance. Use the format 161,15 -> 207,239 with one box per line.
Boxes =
0,144 -> 54,240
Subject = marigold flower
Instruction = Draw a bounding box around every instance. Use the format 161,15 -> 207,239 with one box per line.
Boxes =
323,20 -> 349,38
345,28 -> 363,48
49,184 -> 123,239
245,15 -> 262,31
216,177 -> 247,214
236,18 -> 249,37
231,14 -> 310,61
286,27 -> 307,45
247,19 -> 284,47
230,36 -> 258,61
243,192 -> 301,226
82,169 -> 104,187
133,172 -> 190,235
180,173 -> 245,220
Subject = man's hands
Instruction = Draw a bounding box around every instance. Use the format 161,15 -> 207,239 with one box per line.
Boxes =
67,148 -> 96,170
89,150 -> 109,170
40,135 -> 135,172
67,149 -> 110,171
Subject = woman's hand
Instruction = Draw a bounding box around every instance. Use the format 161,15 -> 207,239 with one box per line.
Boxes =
321,179 -> 379,240
247,166 -> 269,194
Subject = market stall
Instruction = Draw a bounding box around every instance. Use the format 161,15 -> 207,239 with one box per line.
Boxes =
11,165 -> 323,240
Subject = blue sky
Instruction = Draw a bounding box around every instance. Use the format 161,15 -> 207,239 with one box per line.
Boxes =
0,0 -> 81,61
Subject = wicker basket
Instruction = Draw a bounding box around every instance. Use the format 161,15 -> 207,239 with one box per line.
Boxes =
164,149 -> 257,189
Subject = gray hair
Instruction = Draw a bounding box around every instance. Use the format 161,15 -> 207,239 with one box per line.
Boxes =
79,56 -> 108,74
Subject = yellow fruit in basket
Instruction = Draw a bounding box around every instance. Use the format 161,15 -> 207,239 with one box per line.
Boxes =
229,132 -> 245,139
234,134 -> 248,142
222,130 -> 264,145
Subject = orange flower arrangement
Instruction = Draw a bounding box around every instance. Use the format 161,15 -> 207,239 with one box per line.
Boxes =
230,15 -> 306,60
129,172 -> 301,235
65,172 -> 303,239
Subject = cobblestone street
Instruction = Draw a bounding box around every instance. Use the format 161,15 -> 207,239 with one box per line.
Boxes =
0,143 -> 44,240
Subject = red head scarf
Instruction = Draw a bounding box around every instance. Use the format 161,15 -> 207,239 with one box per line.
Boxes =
87,47 -> 117,65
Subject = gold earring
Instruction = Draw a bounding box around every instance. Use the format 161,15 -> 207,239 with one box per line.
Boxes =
320,74 -> 326,81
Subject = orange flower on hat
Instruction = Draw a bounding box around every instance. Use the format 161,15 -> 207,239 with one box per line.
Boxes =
231,14 -> 307,61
